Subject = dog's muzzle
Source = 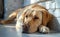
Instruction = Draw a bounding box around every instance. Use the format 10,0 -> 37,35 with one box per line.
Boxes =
22,24 -> 30,33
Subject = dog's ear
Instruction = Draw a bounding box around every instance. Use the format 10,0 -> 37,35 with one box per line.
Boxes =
42,10 -> 52,26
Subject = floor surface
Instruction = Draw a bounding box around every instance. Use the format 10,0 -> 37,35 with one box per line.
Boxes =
0,24 -> 60,37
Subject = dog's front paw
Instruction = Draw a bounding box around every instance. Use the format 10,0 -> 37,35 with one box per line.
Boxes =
39,26 -> 50,34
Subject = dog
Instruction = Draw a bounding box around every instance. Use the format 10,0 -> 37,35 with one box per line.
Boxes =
16,4 -> 52,33
0,4 -> 52,33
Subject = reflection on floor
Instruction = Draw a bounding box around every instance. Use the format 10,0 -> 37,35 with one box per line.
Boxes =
0,24 -> 60,37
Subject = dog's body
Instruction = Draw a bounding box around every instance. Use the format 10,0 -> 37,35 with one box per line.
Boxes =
0,4 -> 52,33
17,4 -> 52,33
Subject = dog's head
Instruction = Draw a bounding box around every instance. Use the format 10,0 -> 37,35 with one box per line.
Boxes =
22,8 -> 43,33
18,4 -> 51,33
23,9 -> 42,25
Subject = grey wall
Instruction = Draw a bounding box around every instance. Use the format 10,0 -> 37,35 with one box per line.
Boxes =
4,0 -> 24,19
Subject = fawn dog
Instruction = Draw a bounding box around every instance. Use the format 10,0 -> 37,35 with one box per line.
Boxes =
0,4 -> 52,33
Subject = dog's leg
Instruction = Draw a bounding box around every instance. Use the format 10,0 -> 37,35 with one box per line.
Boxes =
0,12 -> 17,24
16,19 -> 23,32
0,16 -> 16,24
39,25 -> 50,33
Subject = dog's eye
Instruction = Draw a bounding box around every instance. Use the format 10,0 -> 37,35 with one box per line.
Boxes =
26,15 -> 28,18
34,16 -> 39,19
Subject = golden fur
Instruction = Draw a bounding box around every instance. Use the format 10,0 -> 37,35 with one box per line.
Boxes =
0,4 -> 52,33
16,4 -> 52,33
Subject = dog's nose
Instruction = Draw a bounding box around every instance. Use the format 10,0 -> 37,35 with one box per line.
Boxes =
22,24 -> 30,33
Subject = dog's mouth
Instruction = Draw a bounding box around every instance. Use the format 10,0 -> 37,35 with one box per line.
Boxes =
22,24 -> 30,33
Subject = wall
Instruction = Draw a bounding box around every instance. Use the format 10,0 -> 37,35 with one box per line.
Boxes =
4,0 -> 24,19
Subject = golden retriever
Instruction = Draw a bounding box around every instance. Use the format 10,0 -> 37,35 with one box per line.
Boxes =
16,4 -> 52,33
0,4 -> 52,33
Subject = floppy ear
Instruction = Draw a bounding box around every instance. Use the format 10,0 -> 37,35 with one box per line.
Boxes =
42,10 -> 52,26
